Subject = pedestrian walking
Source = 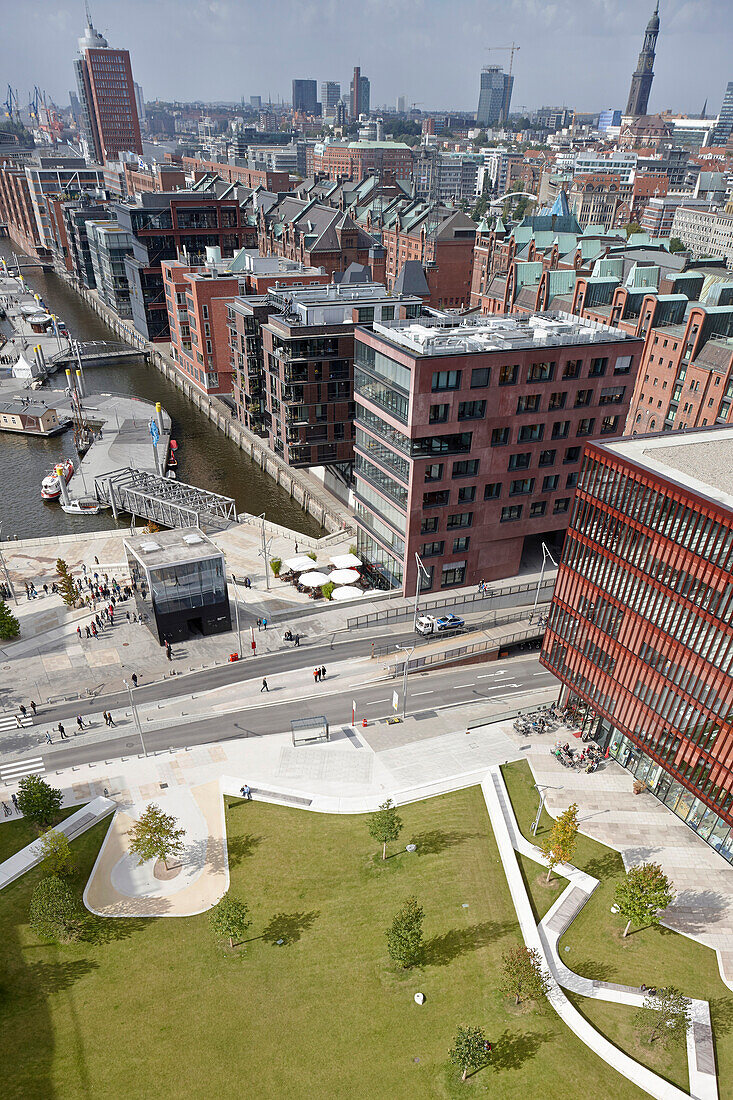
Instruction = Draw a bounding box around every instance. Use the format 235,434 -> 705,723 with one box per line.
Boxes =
15,715 -> 22,728
294,543 -> 298,554
320,665 -> 326,680
19,704 -> 27,718
106,711 -> 116,727
166,644 -> 172,661
11,793 -> 19,811
126,611 -> 130,621
314,667 -> 320,683
131,673 -> 138,687
85,625 -> 91,638
240,784 -> 252,801
256,618 -> 262,632
44,731 -> 53,744
77,625 -> 82,638
262,618 -> 268,630
294,633 -> 300,647
30,701 -> 37,716
261,677 -> 269,692
91,623 -> 97,638
76,715 -> 84,731
58,723 -> 68,740
43,583 -> 48,596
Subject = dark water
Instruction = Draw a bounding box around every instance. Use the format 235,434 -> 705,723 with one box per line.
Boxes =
0,240 -> 323,540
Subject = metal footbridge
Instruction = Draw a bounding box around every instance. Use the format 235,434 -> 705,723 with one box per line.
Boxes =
94,468 -> 236,531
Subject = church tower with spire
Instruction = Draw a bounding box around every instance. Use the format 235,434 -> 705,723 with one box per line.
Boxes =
625,2 -> 660,118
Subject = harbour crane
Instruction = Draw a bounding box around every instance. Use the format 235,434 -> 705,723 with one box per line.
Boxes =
4,85 -> 21,122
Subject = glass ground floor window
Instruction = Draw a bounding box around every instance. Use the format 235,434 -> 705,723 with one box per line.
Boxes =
609,730 -> 733,863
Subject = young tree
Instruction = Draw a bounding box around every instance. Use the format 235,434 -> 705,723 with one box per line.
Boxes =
0,598 -> 20,640
386,895 -> 424,969
210,892 -> 252,949
499,945 -> 551,1005
624,220 -> 642,239
269,557 -> 282,577
540,802 -> 579,882
37,828 -> 74,876
321,580 -> 335,601
368,798 -> 403,860
127,803 -> 186,870
29,876 -> 83,943
55,558 -> 78,608
668,237 -> 686,254
614,862 -> 674,938
16,775 -> 63,829
449,1024 -> 489,1082
634,987 -> 691,1048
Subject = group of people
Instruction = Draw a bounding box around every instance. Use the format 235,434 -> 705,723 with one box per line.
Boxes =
76,601 -> 117,641
313,665 -> 327,682
256,618 -> 268,631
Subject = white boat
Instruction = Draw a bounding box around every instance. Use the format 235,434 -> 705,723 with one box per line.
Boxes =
61,499 -> 100,515
41,459 -> 74,501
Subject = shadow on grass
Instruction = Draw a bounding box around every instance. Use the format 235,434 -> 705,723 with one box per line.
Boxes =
408,829 -> 482,855
582,852 -> 622,881
25,957 -> 99,993
260,910 -> 320,946
489,1027 -> 554,1071
709,995 -> 733,1035
82,915 -> 151,945
422,920 -> 515,967
569,955 -> 618,982
227,833 -> 263,867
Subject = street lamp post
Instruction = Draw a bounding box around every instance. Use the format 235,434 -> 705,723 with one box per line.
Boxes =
258,512 -> 271,591
531,541 -> 558,624
395,644 -> 415,720
123,679 -> 147,757
531,783 -> 561,835
231,572 -> 242,656
412,552 -> 430,634
0,525 -> 18,605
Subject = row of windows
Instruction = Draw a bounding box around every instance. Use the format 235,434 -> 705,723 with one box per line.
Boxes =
490,416 -> 619,446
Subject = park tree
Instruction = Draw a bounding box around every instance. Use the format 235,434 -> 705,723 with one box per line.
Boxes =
668,237 -> 686,254
499,945 -> 550,1005
55,558 -> 78,608
634,987 -> 691,1048
37,828 -> 74,876
127,803 -> 186,870
386,895 -> 424,969
449,1024 -> 489,1082
16,775 -> 63,830
368,798 -> 403,860
540,802 -> 579,882
29,876 -> 83,943
0,599 -> 20,640
624,220 -> 642,239
614,862 -> 674,938
210,892 -> 251,949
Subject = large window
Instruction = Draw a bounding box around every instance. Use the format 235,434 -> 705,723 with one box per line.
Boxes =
508,453 -> 531,471
432,369 -> 462,391
429,403 -> 450,423
447,512 -> 473,529
412,432 -> 472,456
355,370 -> 409,423
354,429 -> 410,483
355,454 -> 409,508
355,406 -> 410,454
527,361 -> 555,382
441,561 -> 466,587
500,505 -> 522,522
517,394 -> 541,414
518,423 -> 543,443
452,459 -> 479,478
458,400 -> 486,420
510,478 -> 534,496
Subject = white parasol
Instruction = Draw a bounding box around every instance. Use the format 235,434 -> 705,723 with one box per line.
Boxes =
329,568 -> 361,584
330,585 -> 362,601
298,571 -> 330,588
283,555 -> 317,572
330,553 -> 362,569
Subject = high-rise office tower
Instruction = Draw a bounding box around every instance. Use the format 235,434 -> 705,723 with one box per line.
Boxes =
476,66 -> 513,127
625,1 -> 660,117
73,8 -> 142,162
396,95 -> 408,114
350,67 -> 370,118
713,82 -> 733,145
321,82 -> 341,114
292,79 -> 318,115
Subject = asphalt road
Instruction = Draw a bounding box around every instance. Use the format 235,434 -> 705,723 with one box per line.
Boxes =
32,654 -> 557,772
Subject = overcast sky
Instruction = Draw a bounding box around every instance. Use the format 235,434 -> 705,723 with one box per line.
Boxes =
3,0 -> 730,116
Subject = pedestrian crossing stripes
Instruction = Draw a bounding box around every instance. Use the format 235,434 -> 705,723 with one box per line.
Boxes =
0,757 -> 45,786
0,715 -> 33,734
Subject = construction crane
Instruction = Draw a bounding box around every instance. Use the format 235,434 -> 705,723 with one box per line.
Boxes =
29,86 -> 42,124
484,43 -> 520,78
4,85 -> 21,123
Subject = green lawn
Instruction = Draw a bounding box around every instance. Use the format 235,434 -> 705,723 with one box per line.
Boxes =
0,787 -> 655,1099
502,759 -> 733,1098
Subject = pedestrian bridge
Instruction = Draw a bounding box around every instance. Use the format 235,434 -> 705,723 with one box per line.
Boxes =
94,468 -> 236,531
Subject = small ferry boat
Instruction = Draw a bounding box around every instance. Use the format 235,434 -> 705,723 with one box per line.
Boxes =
61,498 -> 100,515
40,459 -> 74,500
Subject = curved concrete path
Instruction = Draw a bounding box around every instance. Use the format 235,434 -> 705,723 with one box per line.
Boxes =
483,766 -> 717,1100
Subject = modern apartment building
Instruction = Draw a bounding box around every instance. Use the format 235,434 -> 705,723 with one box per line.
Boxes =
73,14 -> 142,162
292,80 -> 318,116
671,205 -> 733,268
540,428 -> 733,863
229,281 -> 423,478
352,312 -> 642,592
476,66 -> 513,128
321,82 -> 341,114
87,220 -> 135,317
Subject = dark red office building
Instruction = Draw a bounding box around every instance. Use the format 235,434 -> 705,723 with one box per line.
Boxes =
352,312 -> 642,593
541,428 -> 733,862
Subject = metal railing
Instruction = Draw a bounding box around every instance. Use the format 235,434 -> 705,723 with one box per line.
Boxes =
369,603 -> 549,657
386,625 -> 545,676
347,576 -> 556,630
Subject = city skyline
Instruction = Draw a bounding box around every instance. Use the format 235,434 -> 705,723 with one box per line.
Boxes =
2,0 -> 731,116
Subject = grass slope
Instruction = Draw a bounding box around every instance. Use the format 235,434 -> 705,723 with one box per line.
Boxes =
0,788 -> 653,1099
502,759 -> 733,1098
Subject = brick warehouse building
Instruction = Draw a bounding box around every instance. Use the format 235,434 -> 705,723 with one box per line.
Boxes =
540,428 -> 733,863
382,206 -> 477,309
352,312 -> 642,593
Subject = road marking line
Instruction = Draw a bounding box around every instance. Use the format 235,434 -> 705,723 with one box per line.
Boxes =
533,672 -> 549,676
412,691 -> 434,696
